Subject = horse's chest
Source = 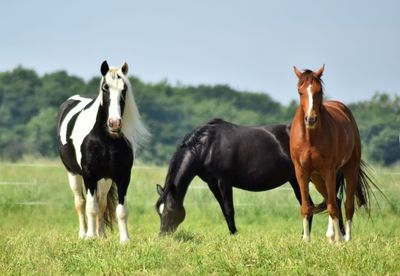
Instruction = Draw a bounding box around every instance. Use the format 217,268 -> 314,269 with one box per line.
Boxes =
82,138 -> 133,175
299,148 -> 329,169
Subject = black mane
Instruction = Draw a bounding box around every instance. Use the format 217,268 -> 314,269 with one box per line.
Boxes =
156,118 -> 225,207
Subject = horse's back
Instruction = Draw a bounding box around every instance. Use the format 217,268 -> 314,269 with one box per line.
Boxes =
202,120 -> 295,190
323,101 -> 357,125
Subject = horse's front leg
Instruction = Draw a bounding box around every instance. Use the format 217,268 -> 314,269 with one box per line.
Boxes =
217,180 -> 237,235
294,164 -> 312,242
116,175 -> 131,244
84,179 -> 99,239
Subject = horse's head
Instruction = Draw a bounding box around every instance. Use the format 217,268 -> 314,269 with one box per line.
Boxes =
155,184 -> 186,234
293,65 -> 325,129
100,60 -> 130,137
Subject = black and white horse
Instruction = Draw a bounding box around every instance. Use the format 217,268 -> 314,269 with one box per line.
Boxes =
156,118 -> 344,235
57,61 -> 148,243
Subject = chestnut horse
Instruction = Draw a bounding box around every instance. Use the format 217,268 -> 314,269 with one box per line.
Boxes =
290,65 -> 375,243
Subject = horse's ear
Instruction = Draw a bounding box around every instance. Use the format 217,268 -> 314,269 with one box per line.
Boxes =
293,66 -> 302,79
156,184 -> 164,195
121,62 -> 129,75
101,60 -> 109,76
315,64 -> 325,78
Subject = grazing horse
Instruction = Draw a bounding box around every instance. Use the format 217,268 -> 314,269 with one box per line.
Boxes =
290,65 -> 376,243
57,61 -> 148,243
155,118 -> 344,234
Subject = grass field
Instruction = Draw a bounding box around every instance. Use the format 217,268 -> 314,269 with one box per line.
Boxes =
0,161 -> 399,275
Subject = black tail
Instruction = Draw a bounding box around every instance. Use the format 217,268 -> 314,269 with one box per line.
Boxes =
355,160 -> 386,217
104,182 -> 118,230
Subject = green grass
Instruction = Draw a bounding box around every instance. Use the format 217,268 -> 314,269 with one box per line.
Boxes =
0,162 -> 399,275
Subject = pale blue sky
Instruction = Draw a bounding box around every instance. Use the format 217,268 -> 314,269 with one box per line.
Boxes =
1,0 -> 399,104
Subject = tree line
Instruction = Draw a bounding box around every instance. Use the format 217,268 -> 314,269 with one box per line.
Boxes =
0,66 -> 399,166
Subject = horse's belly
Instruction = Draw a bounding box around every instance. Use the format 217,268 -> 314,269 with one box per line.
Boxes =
230,165 -> 294,191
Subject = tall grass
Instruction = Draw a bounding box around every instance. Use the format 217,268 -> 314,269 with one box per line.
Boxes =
0,162 -> 399,275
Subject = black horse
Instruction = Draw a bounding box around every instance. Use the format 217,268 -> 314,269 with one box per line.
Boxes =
156,118 -> 344,235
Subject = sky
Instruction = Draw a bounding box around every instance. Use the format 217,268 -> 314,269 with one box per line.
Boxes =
1,0 -> 399,104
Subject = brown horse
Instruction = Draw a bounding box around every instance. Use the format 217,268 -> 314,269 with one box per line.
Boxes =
290,65 -> 374,243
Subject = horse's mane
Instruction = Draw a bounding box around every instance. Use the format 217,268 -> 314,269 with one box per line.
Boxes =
180,118 -> 222,152
157,118 -> 223,203
103,69 -> 150,152
298,69 -> 324,95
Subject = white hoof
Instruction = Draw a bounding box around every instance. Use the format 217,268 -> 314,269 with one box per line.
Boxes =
120,237 -> 130,245
302,235 -> 311,242
85,232 -> 98,240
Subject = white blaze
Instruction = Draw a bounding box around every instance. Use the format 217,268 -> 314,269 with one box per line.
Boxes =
159,203 -> 165,214
108,89 -> 122,120
307,84 -> 313,118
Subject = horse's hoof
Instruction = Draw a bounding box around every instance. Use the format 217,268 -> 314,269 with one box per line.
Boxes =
120,238 -> 130,245
302,236 -> 311,242
85,233 -> 98,240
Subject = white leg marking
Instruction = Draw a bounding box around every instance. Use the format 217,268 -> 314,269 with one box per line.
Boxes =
344,220 -> 352,242
96,179 -> 112,237
326,216 -> 334,241
302,217 -> 311,242
68,173 -> 86,239
332,217 -> 343,243
307,84 -> 313,117
116,199 -> 130,244
86,189 -> 99,239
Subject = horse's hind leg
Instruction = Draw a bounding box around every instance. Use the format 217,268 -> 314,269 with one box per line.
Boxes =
68,172 -> 86,238
342,160 -> 359,242
96,178 -> 112,237
116,174 -> 131,244
208,179 -> 237,234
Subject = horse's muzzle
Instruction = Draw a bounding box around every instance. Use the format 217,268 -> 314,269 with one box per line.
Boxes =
108,118 -> 122,132
304,116 -> 318,128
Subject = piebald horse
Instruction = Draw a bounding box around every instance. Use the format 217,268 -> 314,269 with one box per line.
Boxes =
57,61 -> 148,243
290,65 -> 376,243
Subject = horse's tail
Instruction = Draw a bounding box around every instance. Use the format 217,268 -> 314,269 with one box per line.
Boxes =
355,160 -> 385,217
104,182 -> 118,230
